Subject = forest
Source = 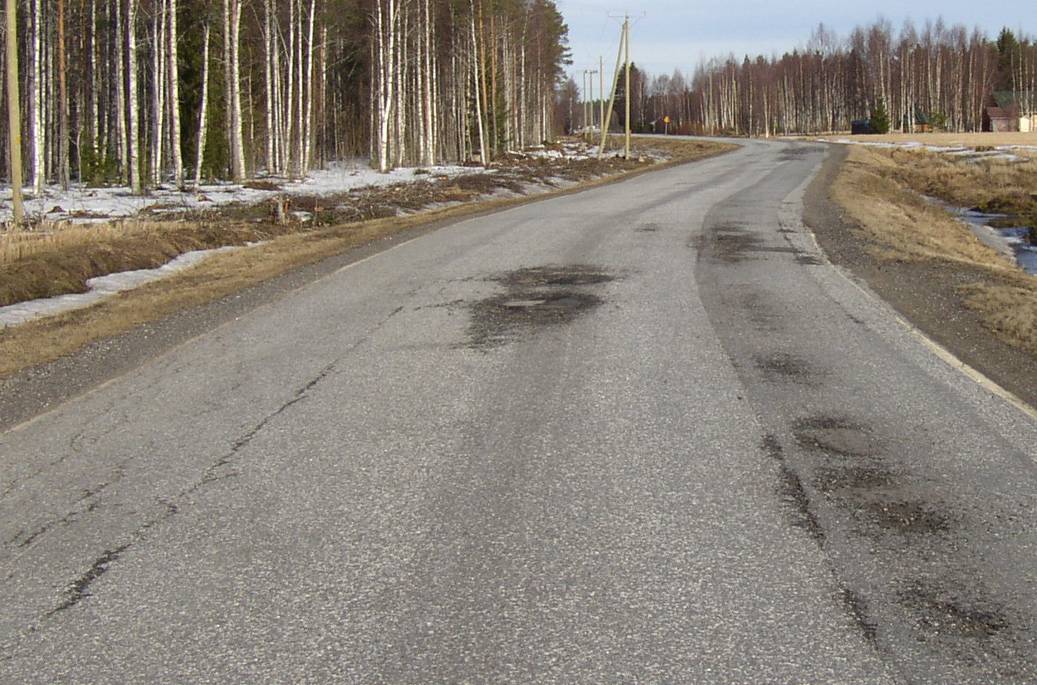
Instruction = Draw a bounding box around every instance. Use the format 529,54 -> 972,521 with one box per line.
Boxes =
0,0 -> 571,193
607,20 -> 1037,137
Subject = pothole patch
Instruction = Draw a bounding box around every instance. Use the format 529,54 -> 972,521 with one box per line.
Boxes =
793,416 -> 878,458
465,265 -> 616,349
899,580 -> 1010,639
755,352 -> 820,385
815,463 -> 895,494
762,434 -> 824,543
498,265 -> 615,289
860,498 -> 953,535
700,222 -> 804,263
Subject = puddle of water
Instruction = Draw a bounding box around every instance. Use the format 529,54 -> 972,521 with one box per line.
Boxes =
928,197 -> 1037,275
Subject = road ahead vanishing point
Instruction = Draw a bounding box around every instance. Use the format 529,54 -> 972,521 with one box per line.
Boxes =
2,140 -> 1037,683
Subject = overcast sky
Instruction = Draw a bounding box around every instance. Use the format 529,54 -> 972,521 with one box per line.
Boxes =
559,0 -> 1035,84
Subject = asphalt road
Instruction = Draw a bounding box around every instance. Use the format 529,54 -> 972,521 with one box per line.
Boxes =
2,140 -> 1037,683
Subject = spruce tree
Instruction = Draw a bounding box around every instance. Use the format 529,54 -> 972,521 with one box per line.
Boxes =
870,100 -> 890,134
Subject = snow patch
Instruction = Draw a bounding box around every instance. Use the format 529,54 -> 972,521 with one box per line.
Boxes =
0,161 -> 488,224
0,243 -> 256,329
925,196 -> 1037,275
826,138 -> 1030,162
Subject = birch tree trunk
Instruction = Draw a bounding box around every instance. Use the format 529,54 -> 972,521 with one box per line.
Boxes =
231,0 -> 246,179
88,0 -> 98,155
469,0 -> 486,165
374,0 -> 398,173
415,1 -> 424,166
303,0 -> 316,174
113,0 -> 127,183
222,0 -> 233,175
167,0 -> 183,187
126,0 -> 141,193
284,0 -> 296,175
30,0 -> 45,193
318,25 -> 327,168
426,0 -> 437,163
151,0 -> 165,185
272,10 -> 283,172
56,0 -> 69,189
393,0 -> 404,167
6,0 -> 24,224
263,0 -> 274,173
194,23 -> 210,188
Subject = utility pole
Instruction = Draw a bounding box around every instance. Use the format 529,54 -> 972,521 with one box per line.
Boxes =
599,56 -> 604,133
6,0 -> 24,227
580,72 -> 589,134
593,67 -> 601,132
624,14 -> 631,159
582,70 -> 589,136
598,18 -> 626,157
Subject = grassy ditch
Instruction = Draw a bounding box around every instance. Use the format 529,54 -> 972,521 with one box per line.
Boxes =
814,131 -> 1037,151
0,137 -> 733,377
877,148 -> 1037,239
833,145 -> 1037,356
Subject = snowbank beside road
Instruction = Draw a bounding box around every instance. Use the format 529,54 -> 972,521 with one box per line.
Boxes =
0,244 -> 259,328
0,161 -> 486,224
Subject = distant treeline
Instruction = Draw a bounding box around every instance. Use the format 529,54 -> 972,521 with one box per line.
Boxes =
598,19 -> 1037,136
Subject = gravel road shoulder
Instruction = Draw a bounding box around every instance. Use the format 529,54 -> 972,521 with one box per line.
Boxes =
803,144 -> 1037,411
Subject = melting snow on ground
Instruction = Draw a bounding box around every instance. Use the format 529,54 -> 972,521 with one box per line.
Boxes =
0,161 -> 488,224
0,244 -> 257,328
925,196 -> 1037,276
825,138 -> 1037,163
0,142 -> 621,329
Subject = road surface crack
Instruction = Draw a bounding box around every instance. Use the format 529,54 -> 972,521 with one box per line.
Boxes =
200,359 -> 338,484
47,544 -> 131,615
28,304 -> 404,626
5,469 -> 125,550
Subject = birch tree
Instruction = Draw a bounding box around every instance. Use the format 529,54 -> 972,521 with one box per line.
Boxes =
168,0 -> 184,187
194,23 -> 211,188
2,0 -> 575,191
127,0 -> 141,194
30,0 -> 44,193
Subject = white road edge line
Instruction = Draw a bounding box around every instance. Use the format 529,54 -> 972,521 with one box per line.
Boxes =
791,147 -> 1037,426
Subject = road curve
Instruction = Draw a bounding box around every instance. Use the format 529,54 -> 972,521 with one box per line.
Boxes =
2,140 -> 1036,683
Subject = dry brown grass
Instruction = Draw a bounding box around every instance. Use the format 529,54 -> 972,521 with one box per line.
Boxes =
832,147 -> 1013,269
875,149 -> 1037,220
834,145 -> 1037,355
0,220 -> 295,307
814,132 -> 1037,148
0,138 -> 733,377
960,283 -> 1037,355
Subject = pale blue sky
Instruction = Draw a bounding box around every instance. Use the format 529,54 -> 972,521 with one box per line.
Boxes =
559,0 -> 1036,81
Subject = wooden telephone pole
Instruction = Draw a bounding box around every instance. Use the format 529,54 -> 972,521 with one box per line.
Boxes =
584,70 -> 593,135
598,15 -> 631,158
6,0 -> 24,226
623,15 -> 630,158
